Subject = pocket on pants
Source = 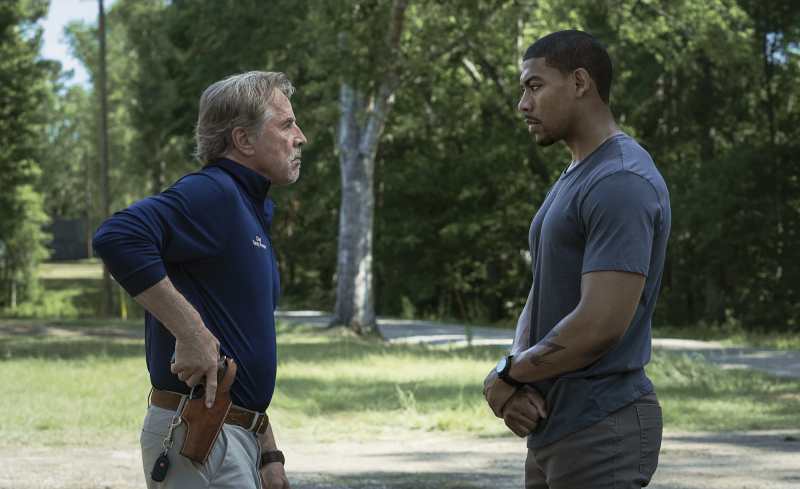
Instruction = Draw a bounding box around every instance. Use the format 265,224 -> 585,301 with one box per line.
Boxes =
636,403 -> 663,480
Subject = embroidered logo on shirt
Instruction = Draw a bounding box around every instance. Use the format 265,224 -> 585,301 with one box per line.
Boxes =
252,236 -> 267,249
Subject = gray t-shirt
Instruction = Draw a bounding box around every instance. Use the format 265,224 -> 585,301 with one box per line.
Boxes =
527,134 -> 671,448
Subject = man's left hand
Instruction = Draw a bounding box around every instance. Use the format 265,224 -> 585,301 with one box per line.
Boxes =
259,461 -> 291,489
483,369 -> 517,418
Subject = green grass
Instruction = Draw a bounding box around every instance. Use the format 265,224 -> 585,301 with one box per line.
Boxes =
0,260 -> 145,320
2,321 -> 799,448
646,351 -> 800,431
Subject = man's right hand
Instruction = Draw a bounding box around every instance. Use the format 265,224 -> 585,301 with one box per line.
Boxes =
501,385 -> 548,438
171,327 -> 220,408
134,277 -> 222,409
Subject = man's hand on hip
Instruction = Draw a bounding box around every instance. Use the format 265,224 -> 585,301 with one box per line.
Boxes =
260,462 -> 291,489
133,277 -> 221,408
171,327 -> 220,408
501,385 -> 548,437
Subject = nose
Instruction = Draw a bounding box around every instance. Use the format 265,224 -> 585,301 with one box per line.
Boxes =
518,90 -> 533,113
517,94 -> 531,113
295,128 -> 307,147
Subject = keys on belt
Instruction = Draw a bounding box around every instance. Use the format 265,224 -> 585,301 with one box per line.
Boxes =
148,356 -> 268,482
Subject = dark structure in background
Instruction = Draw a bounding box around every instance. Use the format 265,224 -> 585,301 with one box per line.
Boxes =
45,218 -> 94,261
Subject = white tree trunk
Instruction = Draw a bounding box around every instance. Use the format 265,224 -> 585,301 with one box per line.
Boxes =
331,84 -> 377,335
10,276 -> 16,309
330,0 -> 506,335
330,0 -> 409,336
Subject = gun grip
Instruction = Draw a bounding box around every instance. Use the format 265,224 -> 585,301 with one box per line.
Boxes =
179,358 -> 237,464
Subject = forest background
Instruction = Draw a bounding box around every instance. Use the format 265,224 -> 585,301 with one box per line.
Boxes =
1,0 -> 799,336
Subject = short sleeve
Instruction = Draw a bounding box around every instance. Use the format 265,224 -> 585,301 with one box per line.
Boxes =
580,171 -> 663,276
93,172 -> 230,296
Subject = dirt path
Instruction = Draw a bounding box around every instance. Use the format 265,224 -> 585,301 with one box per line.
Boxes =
2,431 -> 799,488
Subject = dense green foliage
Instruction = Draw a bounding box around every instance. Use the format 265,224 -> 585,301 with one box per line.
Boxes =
16,0 -> 800,332
0,0 -> 55,309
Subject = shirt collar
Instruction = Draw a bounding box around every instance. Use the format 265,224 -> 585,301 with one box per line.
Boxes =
209,158 -> 272,202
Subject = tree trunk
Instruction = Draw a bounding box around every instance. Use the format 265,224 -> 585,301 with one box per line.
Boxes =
330,0 -> 408,337
329,0 -> 507,335
98,0 -> 113,317
10,275 -> 16,309
331,84 -> 376,336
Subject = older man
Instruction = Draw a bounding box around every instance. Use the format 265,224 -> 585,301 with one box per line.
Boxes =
94,71 -> 306,489
484,31 -> 670,488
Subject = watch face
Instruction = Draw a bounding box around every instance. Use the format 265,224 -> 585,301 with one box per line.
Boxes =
496,357 -> 508,374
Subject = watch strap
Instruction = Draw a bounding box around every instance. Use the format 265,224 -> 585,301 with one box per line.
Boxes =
498,355 -> 525,387
260,450 -> 285,467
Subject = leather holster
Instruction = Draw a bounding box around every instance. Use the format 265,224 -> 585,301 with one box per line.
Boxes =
179,357 -> 237,464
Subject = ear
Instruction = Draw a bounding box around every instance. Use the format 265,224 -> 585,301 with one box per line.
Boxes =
231,126 -> 255,156
572,68 -> 592,99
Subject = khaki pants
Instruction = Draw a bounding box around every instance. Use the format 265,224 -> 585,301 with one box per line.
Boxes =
526,390 -> 662,489
140,405 -> 261,489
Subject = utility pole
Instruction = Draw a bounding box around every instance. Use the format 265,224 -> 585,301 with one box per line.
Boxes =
84,152 -> 93,259
98,0 -> 112,317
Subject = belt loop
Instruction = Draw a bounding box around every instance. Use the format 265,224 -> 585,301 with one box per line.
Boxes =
257,414 -> 268,435
248,412 -> 261,432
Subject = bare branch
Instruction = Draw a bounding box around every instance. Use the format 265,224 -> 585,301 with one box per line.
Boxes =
386,0 -> 411,67
424,0 -> 513,64
358,0 -> 411,157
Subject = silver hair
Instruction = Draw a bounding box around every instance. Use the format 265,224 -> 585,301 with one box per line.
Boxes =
194,71 -> 295,165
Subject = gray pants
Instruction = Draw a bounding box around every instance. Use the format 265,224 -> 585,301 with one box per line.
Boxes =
525,390 -> 662,489
140,405 -> 261,489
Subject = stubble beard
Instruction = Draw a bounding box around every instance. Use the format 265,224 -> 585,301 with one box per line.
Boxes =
535,130 -> 558,147
283,150 -> 301,185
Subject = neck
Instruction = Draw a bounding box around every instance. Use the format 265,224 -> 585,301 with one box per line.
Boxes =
222,152 -> 265,179
562,104 -> 622,163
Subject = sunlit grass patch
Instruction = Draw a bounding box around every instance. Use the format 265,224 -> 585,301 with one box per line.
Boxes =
269,323 -> 508,441
646,351 -> 800,431
0,354 -> 149,446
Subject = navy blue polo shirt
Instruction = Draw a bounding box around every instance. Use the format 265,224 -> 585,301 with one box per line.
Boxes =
93,158 -> 280,413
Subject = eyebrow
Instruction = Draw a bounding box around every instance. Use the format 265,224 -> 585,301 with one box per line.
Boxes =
520,75 -> 543,86
280,117 -> 295,126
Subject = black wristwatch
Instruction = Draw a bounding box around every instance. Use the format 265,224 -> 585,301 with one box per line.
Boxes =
495,355 -> 525,387
260,450 -> 285,467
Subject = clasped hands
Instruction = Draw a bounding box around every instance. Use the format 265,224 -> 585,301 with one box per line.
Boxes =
483,369 -> 547,437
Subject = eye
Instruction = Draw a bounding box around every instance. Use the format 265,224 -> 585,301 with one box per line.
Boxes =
531,85 -> 541,91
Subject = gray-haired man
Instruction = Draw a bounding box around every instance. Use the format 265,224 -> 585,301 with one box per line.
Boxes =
94,71 -> 306,488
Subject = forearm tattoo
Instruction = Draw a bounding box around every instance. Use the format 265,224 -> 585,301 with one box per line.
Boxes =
529,330 -> 566,368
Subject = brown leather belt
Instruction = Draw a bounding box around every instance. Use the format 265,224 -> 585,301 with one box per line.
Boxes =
150,388 -> 269,435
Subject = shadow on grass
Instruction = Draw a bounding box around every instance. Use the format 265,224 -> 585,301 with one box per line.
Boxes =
289,471 -> 522,489
0,334 -> 145,360
276,376 -> 485,414
275,323 -> 506,366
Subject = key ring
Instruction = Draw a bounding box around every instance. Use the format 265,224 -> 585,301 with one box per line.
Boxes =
162,417 -> 182,451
